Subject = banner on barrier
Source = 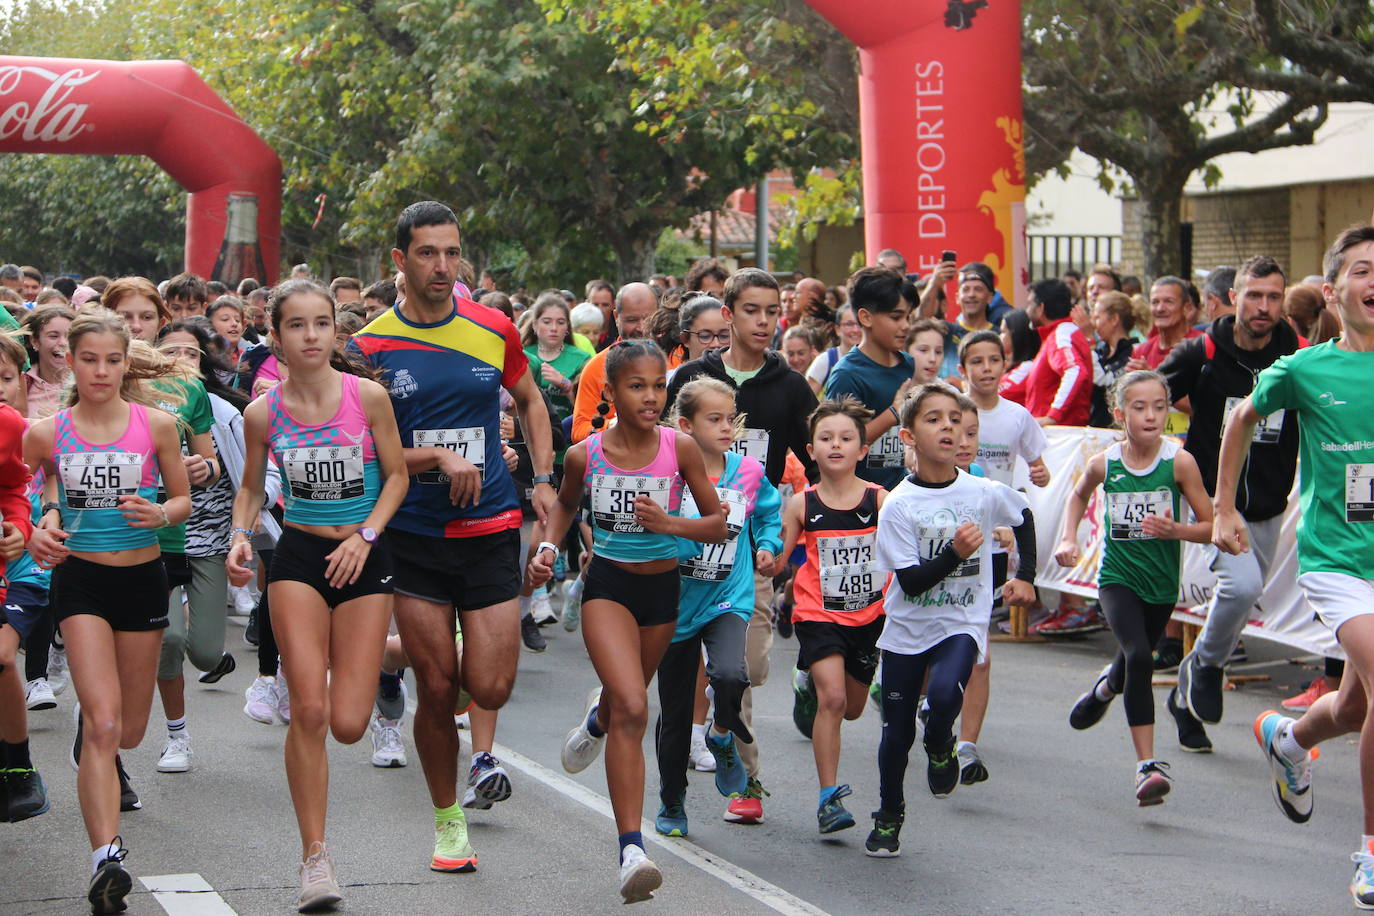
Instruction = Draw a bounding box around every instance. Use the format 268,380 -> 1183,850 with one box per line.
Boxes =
1025,427 -> 1339,659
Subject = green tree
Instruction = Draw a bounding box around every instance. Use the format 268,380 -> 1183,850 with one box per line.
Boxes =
1022,0 -> 1374,277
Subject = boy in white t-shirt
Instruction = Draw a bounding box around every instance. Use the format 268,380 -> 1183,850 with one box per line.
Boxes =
865,384 -> 1036,858
953,330 -> 1050,782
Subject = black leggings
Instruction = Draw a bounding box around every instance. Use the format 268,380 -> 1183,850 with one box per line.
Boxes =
22,605 -> 55,682
877,634 -> 979,814
1099,583 -> 1174,727
654,613 -> 750,798
256,549 -> 280,678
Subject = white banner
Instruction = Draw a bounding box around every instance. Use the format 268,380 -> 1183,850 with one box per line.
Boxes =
1025,426 -> 1340,659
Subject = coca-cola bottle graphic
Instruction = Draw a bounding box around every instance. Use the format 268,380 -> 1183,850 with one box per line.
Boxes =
212,193 -> 268,286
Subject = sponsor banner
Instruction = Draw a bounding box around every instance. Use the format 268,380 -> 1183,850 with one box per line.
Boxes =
1028,427 -> 1340,659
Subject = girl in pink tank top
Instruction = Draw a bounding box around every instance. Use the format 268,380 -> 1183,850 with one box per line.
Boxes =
524,339 -> 726,903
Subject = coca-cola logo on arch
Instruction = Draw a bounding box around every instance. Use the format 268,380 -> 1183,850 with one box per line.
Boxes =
0,65 -> 100,143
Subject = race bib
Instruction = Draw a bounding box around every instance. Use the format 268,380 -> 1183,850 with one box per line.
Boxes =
975,443 -> 1015,486
1346,464 -> 1374,523
1224,396 -> 1285,445
919,525 -> 981,579
680,487 -> 747,581
282,446 -> 365,501
1106,489 -> 1171,539
866,427 -> 905,469
590,474 -> 673,534
59,452 -> 142,509
729,428 -> 769,464
817,533 -> 883,612
414,427 -> 485,484
1164,410 -> 1190,437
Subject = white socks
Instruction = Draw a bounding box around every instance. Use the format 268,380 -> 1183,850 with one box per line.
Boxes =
91,843 -> 120,874
1094,679 -> 1115,702
1275,720 -> 1307,763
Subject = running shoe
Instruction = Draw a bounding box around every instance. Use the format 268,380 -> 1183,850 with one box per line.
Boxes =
926,737 -> 959,798
1282,677 -> 1334,713
705,731 -> 747,797
867,679 -> 882,716
957,741 -> 989,785
88,837 -> 131,915
431,810 -> 477,872
1178,653 -> 1225,725
723,776 -> 768,824
531,588 -> 557,626
1352,847 -> 1374,910
864,809 -> 904,858
116,758 -> 141,812
1152,637 -> 1185,672
70,701 -> 83,770
197,651 -> 236,685
561,687 -> 606,773
520,614 -> 546,653
792,668 -> 816,739
1069,665 -> 1115,730
47,646 -> 70,695
4,767 -> 50,821
817,784 -> 856,833
1031,602 -> 1104,637
244,608 -> 260,647
25,677 -> 56,711
774,595 -> 793,640
655,789 -> 688,837
243,676 -> 278,725
1166,687 -> 1213,753
1228,640 -> 1248,664
689,733 -> 716,772
1135,760 -> 1172,806
618,844 -> 662,904
462,752 -> 512,809
370,715 -> 407,768
1254,710 -> 1315,823
562,577 -> 583,632
157,733 -> 193,773
297,841 -> 343,913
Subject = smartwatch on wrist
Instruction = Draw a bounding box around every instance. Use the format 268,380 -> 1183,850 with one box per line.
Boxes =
358,527 -> 378,544
532,474 -> 554,486
537,541 -> 559,557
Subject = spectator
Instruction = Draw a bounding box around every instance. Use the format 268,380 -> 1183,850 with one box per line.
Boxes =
1085,264 -> 1121,308
18,266 -> 43,301
1002,277 -> 1093,427
1129,276 -> 1202,370
1061,269 -> 1084,306
0,264 -> 20,293
1088,291 -> 1136,428
1200,266 -> 1237,326
330,276 -> 363,305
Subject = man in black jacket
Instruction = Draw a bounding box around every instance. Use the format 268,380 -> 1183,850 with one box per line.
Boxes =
666,267 -> 818,824
1159,255 -> 1300,750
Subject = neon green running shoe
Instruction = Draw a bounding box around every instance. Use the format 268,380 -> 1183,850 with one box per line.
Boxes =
431,810 -> 477,872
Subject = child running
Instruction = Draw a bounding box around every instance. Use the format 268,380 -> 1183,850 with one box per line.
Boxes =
23,310 -> 192,914
528,339 -> 725,904
867,384 -> 1036,856
776,397 -> 890,835
654,377 -> 781,837
0,333 -> 44,824
1218,225 -> 1374,909
1055,369 -> 1213,806
226,279 -> 409,912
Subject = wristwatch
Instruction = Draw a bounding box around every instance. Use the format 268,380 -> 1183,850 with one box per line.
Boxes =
532,473 -> 555,486
358,527 -> 378,544
41,501 -> 60,516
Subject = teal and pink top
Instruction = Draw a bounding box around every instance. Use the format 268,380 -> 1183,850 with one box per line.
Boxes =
583,424 -> 682,562
54,403 -> 162,553
266,372 -> 381,527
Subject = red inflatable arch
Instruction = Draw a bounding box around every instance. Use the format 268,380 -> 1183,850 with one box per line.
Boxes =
805,0 -> 1027,305
0,56 -> 282,284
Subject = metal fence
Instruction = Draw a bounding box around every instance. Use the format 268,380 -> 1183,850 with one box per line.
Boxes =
1027,234 -> 1122,281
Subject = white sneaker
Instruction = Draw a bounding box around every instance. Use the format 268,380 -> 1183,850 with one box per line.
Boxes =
690,733 -> 716,772
157,732 -> 193,772
370,714 -> 407,768
275,665 -> 292,724
454,711 -> 470,730
531,588 -> 557,625
561,687 -> 606,774
243,676 -> 277,724
229,583 -> 258,615
618,844 -> 662,904
47,647 -> 70,695
562,577 -> 584,632
25,678 -> 57,711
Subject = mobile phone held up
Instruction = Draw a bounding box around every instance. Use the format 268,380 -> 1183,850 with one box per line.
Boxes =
941,249 -> 957,264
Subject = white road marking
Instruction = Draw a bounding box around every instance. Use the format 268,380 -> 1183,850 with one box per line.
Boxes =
492,742 -> 831,916
139,873 -> 237,916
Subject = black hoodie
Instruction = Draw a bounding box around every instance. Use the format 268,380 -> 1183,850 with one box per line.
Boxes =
1159,314 -> 1301,521
667,348 -> 818,486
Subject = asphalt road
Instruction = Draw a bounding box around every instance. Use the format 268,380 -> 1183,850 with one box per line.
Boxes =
2,612 -> 1366,916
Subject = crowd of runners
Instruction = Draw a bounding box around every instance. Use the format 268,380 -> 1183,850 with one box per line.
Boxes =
2,204 -> 1374,912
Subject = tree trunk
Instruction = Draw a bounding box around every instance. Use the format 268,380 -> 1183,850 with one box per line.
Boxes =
613,233 -> 658,287
1135,178 -> 1187,280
